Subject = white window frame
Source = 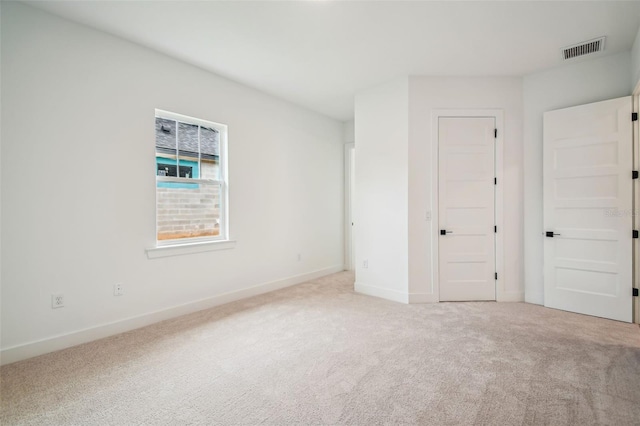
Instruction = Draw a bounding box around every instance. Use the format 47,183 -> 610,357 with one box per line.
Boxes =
154,109 -> 229,248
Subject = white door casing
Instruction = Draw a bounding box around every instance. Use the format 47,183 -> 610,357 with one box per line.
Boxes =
438,117 -> 496,301
543,96 -> 633,323
634,94 -> 640,324
344,143 -> 355,271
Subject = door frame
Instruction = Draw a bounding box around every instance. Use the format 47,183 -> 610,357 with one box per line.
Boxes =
431,109 -> 505,302
344,142 -> 355,271
633,91 -> 640,324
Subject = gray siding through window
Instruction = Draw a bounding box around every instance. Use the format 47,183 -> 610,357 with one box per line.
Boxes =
155,117 -> 219,160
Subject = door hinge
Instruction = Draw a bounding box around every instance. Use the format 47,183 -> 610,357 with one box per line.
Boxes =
495,272 -> 498,280
494,129 -> 497,138
634,171 -> 639,179
633,112 -> 638,122
633,288 -> 639,297
494,177 -> 497,185
494,225 -> 497,233
634,230 -> 639,239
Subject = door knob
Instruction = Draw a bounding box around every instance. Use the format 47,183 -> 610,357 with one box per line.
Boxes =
545,231 -> 561,237
440,230 -> 453,235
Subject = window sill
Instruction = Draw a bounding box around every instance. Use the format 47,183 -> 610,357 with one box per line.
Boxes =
146,240 -> 236,259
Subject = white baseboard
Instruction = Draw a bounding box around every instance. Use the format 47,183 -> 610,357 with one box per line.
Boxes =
354,282 -> 409,304
1,265 -> 344,366
497,291 -> 525,302
524,291 -> 543,305
408,293 -> 439,303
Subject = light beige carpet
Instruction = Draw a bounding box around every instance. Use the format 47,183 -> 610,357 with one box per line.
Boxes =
2,271 -> 640,425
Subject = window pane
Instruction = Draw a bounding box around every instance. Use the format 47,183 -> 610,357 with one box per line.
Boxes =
157,163 -> 177,177
156,181 -> 221,241
200,127 -> 220,180
178,165 -> 193,178
177,122 -> 199,178
156,118 -> 177,176
155,118 -> 176,154
200,158 -> 219,180
177,122 -> 199,152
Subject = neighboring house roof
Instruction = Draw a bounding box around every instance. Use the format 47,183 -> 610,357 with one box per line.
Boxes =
155,117 -> 219,159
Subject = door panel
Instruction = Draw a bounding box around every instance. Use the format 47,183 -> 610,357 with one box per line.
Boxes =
439,117 -> 496,301
543,96 -> 632,322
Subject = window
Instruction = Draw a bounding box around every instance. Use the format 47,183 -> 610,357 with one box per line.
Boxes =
155,109 -> 228,245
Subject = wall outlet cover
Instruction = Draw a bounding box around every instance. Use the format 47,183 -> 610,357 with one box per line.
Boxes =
114,283 -> 124,296
52,294 -> 64,309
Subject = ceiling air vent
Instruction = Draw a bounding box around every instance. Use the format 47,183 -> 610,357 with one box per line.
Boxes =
562,37 -> 606,60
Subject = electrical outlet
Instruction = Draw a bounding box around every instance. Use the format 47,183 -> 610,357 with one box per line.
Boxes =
425,210 -> 432,221
52,294 -> 64,309
363,260 -> 369,269
114,283 -> 124,296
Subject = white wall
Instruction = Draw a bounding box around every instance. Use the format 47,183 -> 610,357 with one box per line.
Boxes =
1,3 -> 344,362
523,51 -> 631,305
632,26 -> 640,91
408,77 -> 524,301
354,78 -> 409,302
343,120 -> 355,144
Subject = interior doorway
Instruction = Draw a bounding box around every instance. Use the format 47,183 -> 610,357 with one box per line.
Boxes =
438,117 -> 497,301
432,110 -> 504,302
345,143 -> 355,271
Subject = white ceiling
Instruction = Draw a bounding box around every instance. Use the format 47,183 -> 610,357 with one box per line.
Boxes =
25,1 -> 640,121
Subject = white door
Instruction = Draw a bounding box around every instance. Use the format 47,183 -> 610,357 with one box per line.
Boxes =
543,96 -> 633,322
439,117 -> 496,301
